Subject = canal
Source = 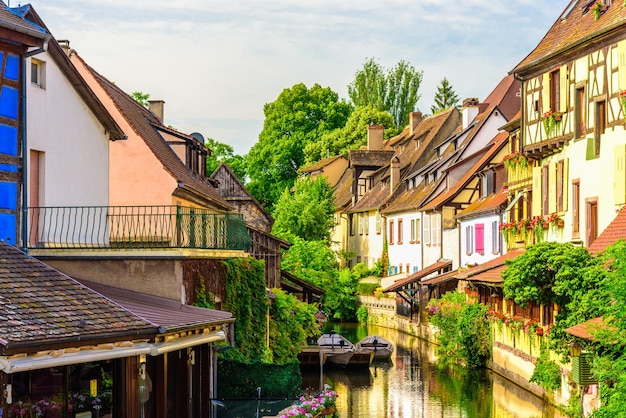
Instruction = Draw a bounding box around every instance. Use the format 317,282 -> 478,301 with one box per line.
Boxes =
216,323 -> 564,418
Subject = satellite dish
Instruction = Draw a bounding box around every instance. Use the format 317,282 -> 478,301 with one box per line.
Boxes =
190,132 -> 205,143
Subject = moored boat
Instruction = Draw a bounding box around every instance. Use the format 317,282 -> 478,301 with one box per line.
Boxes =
318,331 -> 355,367
356,335 -> 394,361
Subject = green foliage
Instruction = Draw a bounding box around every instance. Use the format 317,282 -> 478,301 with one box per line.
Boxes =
246,83 -> 352,210
427,292 -> 491,368
130,91 -> 150,107
430,77 -> 460,114
348,57 -> 423,128
322,268 -> 361,322
356,305 -> 369,324
194,277 -> 215,309
281,236 -> 338,288
303,105 -> 397,164
205,137 -> 247,181
272,176 -> 335,243
217,359 -> 301,398
356,282 -> 379,296
268,288 -> 319,364
530,344 -> 562,390
223,258 -> 270,363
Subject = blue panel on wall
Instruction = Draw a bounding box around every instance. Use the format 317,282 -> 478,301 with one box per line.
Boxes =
0,213 -> 16,245
0,164 -> 17,172
4,53 -> 18,81
0,181 -> 18,210
0,86 -> 19,119
0,124 -> 18,156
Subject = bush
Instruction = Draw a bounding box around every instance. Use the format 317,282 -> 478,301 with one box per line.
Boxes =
356,305 -> 369,324
356,282 -> 378,296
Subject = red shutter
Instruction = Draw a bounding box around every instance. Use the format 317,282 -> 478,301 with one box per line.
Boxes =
475,223 -> 485,254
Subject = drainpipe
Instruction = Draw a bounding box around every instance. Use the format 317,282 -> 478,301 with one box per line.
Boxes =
21,39 -> 49,252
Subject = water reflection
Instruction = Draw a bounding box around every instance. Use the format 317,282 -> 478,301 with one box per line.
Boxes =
300,323 -> 564,418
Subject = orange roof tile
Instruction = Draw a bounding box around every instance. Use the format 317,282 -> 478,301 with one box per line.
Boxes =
383,259 -> 452,292
588,206 -> 626,254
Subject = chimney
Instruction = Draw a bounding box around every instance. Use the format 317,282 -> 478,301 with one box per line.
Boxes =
367,124 -> 384,150
58,39 -> 70,54
148,100 -> 165,123
390,156 -> 400,194
409,112 -> 422,134
462,98 -> 480,129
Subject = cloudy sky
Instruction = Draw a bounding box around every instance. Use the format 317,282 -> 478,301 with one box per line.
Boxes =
33,0 -> 571,155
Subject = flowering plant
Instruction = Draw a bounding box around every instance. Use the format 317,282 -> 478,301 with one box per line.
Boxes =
8,399 -> 63,417
279,385 -> 337,418
592,1 -> 604,20
69,391 -> 109,412
620,90 -> 626,117
502,151 -> 529,171
547,213 -> 564,228
542,110 -> 563,138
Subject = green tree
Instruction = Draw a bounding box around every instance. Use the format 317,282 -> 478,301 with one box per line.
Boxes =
303,105 -> 396,164
348,57 -> 423,128
246,83 -> 352,210
430,77 -> 460,114
281,237 -> 338,288
130,91 -> 150,108
323,268 -> 361,322
205,137 -> 247,180
271,176 -> 335,243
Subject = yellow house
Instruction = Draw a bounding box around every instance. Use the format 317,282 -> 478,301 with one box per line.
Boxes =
509,0 -> 626,249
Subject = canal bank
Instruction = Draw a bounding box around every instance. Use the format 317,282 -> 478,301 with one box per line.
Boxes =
360,295 -> 574,413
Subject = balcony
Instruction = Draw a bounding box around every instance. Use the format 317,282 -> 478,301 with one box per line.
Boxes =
27,206 -> 252,251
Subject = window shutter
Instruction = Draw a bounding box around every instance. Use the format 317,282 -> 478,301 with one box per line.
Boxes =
542,73 -> 551,113
423,215 -> 431,245
466,225 -> 473,255
532,166 -> 543,216
475,223 -> 485,254
562,158 -> 569,211
619,40 -> 626,90
560,65 -> 568,113
549,162 -> 557,213
615,145 -> 626,205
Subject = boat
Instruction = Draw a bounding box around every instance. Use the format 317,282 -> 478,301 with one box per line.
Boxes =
356,335 -> 394,361
317,332 -> 355,367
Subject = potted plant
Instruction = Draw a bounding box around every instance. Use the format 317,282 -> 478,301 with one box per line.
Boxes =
542,110 -> 564,138
503,151 -> 529,172
592,1 -> 605,20
620,89 -> 626,117
547,213 -> 564,228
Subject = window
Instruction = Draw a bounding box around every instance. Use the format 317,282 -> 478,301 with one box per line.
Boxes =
349,214 -> 355,236
398,219 -> 403,244
30,58 -> 45,88
595,100 -> 606,157
575,86 -> 585,138
573,180 -> 580,236
466,225 -> 473,255
389,220 -> 394,244
410,218 -> 420,243
376,212 -> 382,234
481,170 -> 495,198
491,221 -> 500,254
357,213 -> 363,235
556,160 -> 565,212
364,213 -> 369,235
550,69 -> 560,112
423,215 -> 431,245
475,223 -> 485,254
432,213 -> 441,246
586,199 -> 598,246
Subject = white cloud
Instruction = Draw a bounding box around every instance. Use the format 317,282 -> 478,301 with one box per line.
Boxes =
35,0 -> 570,154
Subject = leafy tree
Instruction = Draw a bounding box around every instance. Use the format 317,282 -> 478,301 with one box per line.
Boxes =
281,237 -> 338,288
271,176 -> 335,243
303,105 -> 396,164
246,83 -> 352,210
130,91 -> 150,108
348,57 -> 423,128
431,77 -> 460,114
323,268 -> 361,322
205,137 -> 247,180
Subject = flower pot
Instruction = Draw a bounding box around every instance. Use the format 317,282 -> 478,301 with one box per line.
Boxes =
535,327 -> 544,336
557,219 -> 564,227
554,114 -> 562,121
542,223 -> 549,229
321,405 -> 336,415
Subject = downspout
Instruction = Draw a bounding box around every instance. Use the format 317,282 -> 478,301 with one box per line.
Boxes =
21,39 -> 49,252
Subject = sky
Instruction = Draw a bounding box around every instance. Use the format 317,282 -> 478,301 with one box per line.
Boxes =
32,0 -> 572,155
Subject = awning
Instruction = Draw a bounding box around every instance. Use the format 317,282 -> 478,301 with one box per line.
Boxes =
564,317 -> 609,341
459,249 -> 525,284
420,270 -> 459,286
383,260 -> 452,293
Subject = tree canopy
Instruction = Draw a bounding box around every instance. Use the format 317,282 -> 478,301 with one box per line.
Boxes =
347,57 -> 423,128
246,83 -> 352,210
303,105 -> 396,164
431,77 -> 460,114
271,175 -> 335,243
205,137 -> 247,181
130,91 -> 150,108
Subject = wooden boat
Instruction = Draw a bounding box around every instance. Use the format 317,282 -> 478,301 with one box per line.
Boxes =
317,332 -> 355,367
356,335 -> 394,361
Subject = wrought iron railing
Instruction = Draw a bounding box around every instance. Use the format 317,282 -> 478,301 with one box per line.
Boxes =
27,206 -> 252,251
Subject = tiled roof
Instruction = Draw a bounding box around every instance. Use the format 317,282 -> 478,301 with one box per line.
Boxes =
349,150 -> 395,167
481,75 -> 521,121
383,259 -> 452,293
0,4 -> 47,44
333,167 -> 354,210
349,181 -> 390,213
300,155 -> 345,173
456,187 -> 509,219
77,280 -> 233,333
511,1 -> 626,76
75,54 -> 232,211
460,249 -> 525,283
380,180 -> 437,215
564,316 -> 608,341
422,132 -> 509,211
0,242 -> 155,354
587,205 -> 626,254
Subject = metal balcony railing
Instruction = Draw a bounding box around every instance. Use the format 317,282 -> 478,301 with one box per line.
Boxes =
27,206 -> 252,251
